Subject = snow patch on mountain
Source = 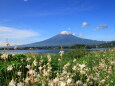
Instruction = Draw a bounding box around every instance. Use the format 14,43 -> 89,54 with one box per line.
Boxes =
60,31 -> 73,35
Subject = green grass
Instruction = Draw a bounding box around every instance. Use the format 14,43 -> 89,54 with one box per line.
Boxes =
0,50 -> 115,86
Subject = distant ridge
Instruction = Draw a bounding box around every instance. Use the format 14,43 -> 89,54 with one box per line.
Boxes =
18,31 -> 105,47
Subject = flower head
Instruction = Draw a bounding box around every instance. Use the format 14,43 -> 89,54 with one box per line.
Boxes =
17,82 -> 24,86
8,79 -> 16,86
7,65 -> 13,71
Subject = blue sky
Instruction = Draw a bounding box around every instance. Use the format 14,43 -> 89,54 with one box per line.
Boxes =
0,0 -> 115,46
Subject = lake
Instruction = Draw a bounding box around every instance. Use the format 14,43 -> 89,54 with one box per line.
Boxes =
0,49 -> 70,54
0,48 -> 109,54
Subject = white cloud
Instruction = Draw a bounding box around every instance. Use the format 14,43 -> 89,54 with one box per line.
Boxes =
0,26 -> 38,39
0,41 -> 24,47
60,31 -> 78,36
95,25 -> 108,30
60,31 -> 73,35
82,22 -> 89,27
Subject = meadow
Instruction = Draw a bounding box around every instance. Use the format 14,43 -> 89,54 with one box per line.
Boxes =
0,49 -> 115,86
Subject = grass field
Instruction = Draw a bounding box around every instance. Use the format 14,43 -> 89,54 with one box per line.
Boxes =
0,49 -> 115,86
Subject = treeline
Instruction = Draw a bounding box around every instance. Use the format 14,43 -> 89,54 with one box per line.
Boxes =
0,41 -> 114,50
97,41 -> 115,48
0,44 -> 93,50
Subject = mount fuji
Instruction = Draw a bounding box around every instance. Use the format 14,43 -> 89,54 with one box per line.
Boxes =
19,31 -> 105,47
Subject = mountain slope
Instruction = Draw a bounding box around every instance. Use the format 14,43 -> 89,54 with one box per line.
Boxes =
19,31 -> 105,47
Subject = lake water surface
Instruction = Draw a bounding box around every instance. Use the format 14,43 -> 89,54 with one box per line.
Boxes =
0,48 -> 109,54
0,49 -> 70,54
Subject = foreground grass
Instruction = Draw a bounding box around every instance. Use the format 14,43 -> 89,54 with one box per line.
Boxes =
0,50 -> 115,86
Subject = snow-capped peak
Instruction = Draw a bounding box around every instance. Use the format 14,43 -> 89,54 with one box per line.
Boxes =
60,31 -> 73,35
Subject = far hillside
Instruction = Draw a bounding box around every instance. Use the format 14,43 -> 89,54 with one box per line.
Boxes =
97,41 -> 115,48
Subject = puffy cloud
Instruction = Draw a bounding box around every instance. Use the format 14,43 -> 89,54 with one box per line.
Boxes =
60,31 -> 78,36
95,25 -> 108,30
60,31 -> 73,35
82,22 -> 89,27
0,26 -> 38,39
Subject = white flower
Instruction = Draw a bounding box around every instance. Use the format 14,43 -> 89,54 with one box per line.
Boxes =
83,83 -> 87,86
73,59 -> 77,63
93,77 -> 98,81
62,70 -> 67,75
72,66 -> 77,70
60,81 -> 66,86
48,80 -> 54,86
79,64 -> 86,69
53,78 -> 59,83
88,76 -> 94,80
34,78 -> 38,82
80,70 -> 86,75
59,50 -> 64,57
26,57 -> 31,62
17,82 -> 24,86
12,53 -> 15,56
38,66 -> 42,70
25,77 -> 30,83
99,63 -> 105,69
110,61 -> 115,65
28,70 -> 35,75
43,71 -> 49,77
67,78 -> 72,84
1,54 -> 8,59
76,80 -> 83,85
58,58 -> 61,61
17,72 -> 22,76
8,79 -> 16,86
47,54 -> 51,62
96,73 -> 100,77
25,64 -> 31,69
65,63 -> 70,67
33,59 -> 38,66
99,80 -> 105,85
7,65 -> 13,71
